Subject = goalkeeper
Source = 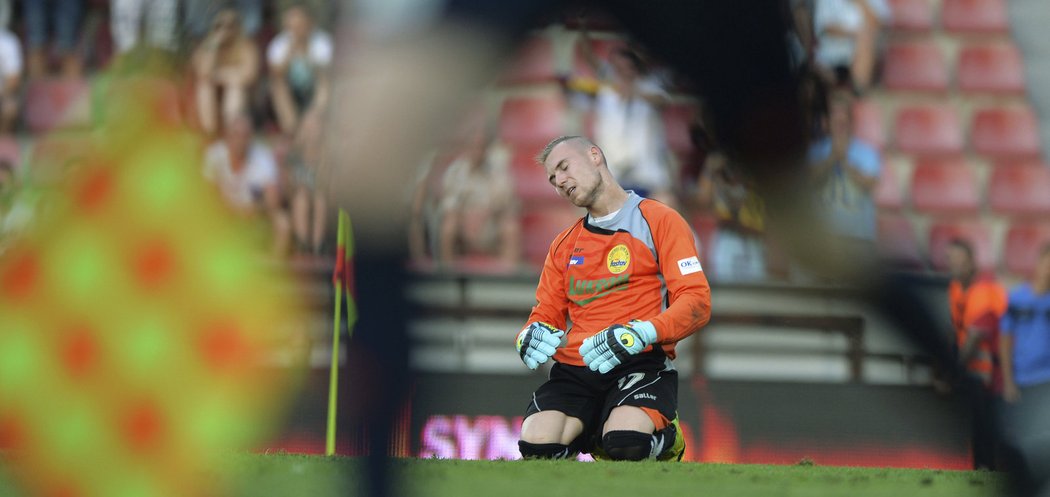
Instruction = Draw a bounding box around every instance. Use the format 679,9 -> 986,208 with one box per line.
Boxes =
516,136 -> 711,461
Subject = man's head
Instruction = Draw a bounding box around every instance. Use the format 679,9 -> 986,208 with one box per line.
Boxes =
283,4 -> 314,41
946,238 -> 977,282
537,136 -> 609,209
225,114 -> 253,154
1034,243 -> 1050,288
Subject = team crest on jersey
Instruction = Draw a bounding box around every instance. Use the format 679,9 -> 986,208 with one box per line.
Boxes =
606,244 -> 631,275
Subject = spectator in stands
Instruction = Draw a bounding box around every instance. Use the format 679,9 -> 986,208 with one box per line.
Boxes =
812,0 -> 890,92
0,22 -> 20,134
807,88 -> 879,253
697,151 -> 767,282
111,0 -> 178,54
192,6 -> 260,136
436,128 -> 520,270
185,0 -> 262,40
203,114 -> 290,256
576,25 -> 676,208
287,110 -> 328,255
0,1 -> 9,30
22,0 -> 84,79
267,3 -> 332,137
0,161 -> 35,255
946,238 -> 1008,469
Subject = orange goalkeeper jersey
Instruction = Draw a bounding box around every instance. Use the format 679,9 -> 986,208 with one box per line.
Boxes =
524,192 -> 712,367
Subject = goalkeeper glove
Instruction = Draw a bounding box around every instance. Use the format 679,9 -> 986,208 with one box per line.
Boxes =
579,321 -> 657,374
516,322 -> 566,370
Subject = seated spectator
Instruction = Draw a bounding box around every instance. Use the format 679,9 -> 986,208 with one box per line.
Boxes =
0,161 -> 36,255
576,26 -> 676,208
203,114 -> 290,256
192,6 -> 260,136
184,0 -> 262,41
812,0 -> 890,92
22,0 -> 83,79
287,111 -> 328,255
110,0 -> 178,54
697,151 -> 767,282
436,129 -> 520,271
267,3 -> 331,136
0,23 -> 20,134
807,88 -> 880,253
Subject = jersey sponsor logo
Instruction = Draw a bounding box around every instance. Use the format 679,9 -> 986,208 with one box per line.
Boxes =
633,393 -> 657,401
606,244 -> 631,275
569,255 -> 585,266
567,274 -> 629,306
677,256 -> 703,275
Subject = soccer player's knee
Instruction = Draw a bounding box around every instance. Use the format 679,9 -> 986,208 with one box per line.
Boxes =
602,431 -> 654,461
518,440 -> 574,460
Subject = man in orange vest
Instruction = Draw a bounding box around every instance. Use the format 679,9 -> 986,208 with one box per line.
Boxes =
946,238 -> 1007,469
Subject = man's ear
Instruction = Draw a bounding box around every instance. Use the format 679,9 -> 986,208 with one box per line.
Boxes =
590,146 -> 600,165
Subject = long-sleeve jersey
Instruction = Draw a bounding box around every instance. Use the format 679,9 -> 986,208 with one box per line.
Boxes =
524,192 -> 712,366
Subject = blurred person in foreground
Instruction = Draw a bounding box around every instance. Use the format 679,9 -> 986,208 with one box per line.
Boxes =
435,128 -> 520,272
203,113 -> 291,256
0,19 -> 20,134
1000,244 -> 1050,492
515,135 -> 710,461
946,238 -> 1008,469
192,5 -> 260,136
268,2 -> 332,137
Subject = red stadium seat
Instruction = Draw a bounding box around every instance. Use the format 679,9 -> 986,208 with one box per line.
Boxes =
958,44 -> 1025,94
853,100 -> 884,149
877,215 -> 923,268
874,159 -> 902,210
499,36 -> 557,85
1004,223 -> 1050,276
883,42 -> 948,92
887,0 -> 934,31
24,79 -> 91,133
521,206 -> 585,267
910,157 -> 980,214
894,105 -> 963,155
928,221 -> 994,271
971,107 -> 1041,159
499,95 -> 568,146
510,145 -> 563,207
942,0 -> 1009,34
988,161 -> 1050,216
663,104 -> 698,155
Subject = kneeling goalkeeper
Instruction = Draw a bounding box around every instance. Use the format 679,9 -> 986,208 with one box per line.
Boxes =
516,136 -> 711,461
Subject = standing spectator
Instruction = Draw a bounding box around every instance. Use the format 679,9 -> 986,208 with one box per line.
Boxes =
267,3 -> 331,137
192,6 -> 259,136
812,0 -> 890,91
577,27 -> 676,208
807,88 -> 879,253
288,111 -> 328,255
436,129 -> 520,271
946,238 -> 1008,469
184,0 -> 262,40
203,114 -> 290,256
22,0 -> 83,79
110,0 -> 178,54
696,152 -> 767,282
0,22 -> 20,134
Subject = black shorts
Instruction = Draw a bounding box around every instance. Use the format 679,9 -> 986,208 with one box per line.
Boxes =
524,350 -> 678,454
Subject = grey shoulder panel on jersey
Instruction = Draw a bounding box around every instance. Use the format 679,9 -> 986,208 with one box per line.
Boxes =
589,192 -> 657,261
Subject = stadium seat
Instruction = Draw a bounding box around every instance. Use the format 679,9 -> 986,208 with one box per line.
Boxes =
510,145 -> 563,207
910,157 -> 980,214
24,79 -> 92,133
499,95 -> 568,146
942,0 -> 1009,34
521,206 -> 585,266
958,44 -> 1025,94
1003,223 -> 1050,276
877,215 -> 923,268
928,221 -> 995,271
883,42 -> 948,92
887,0 -> 934,32
853,100 -> 884,149
894,105 -> 963,156
971,107 -> 1041,159
499,36 -> 557,85
874,159 -> 902,210
988,161 -> 1050,216
663,104 -> 698,155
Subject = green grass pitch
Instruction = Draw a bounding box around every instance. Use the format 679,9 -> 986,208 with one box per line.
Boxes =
0,454 -> 1007,497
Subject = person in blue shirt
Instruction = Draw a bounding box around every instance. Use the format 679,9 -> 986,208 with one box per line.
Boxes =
1000,243 -> 1050,402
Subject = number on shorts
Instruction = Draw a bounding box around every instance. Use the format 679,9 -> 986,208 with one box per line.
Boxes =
617,372 -> 645,391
